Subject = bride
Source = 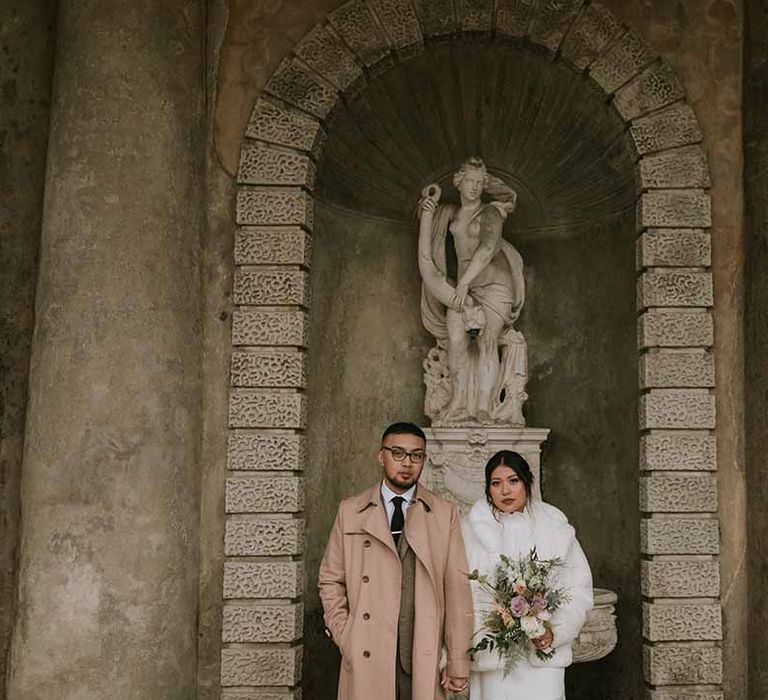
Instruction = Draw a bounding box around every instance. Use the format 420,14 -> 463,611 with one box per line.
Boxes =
461,451 -> 593,700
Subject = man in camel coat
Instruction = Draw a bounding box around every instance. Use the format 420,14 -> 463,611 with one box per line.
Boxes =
319,422 -> 474,700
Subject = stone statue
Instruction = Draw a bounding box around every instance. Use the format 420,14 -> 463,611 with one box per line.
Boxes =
418,157 -> 528,426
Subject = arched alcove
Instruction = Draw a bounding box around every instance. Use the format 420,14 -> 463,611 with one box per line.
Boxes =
222,3 -> 722,699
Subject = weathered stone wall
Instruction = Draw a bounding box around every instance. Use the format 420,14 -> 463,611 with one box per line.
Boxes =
0,0 -> 56,691
744,0 -> 768,696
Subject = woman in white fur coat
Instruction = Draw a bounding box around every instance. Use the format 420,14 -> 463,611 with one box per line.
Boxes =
461,450 -> 593,700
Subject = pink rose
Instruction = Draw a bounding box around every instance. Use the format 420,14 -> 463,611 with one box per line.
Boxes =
509,596 -> 530,618
530,595 -> 548,613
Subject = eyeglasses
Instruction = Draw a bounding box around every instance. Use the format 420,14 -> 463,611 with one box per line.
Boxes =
381,446 -> 427,464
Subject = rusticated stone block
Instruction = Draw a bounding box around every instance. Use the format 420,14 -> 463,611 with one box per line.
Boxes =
233,269 -> 310,307
225,517 -> 305,556
639,390 -> 715,430
294,24 -> 363,93
641,560 -> 720,598
646,690 -> 723,700
640,516 -> 719,555
223,602 -> 304,643
223,560 -> 303,598
643,643 -> 723,685
560,2 -> 623,70
228,431 -> 306,471
615,61 -> 685,121
265,58 -> 338,120
590,29 -> 655,94
238,143 -> 316,189
232,308 -> 308,348
455,0 -> 493,32
369,0 -> 423,56
640,430 -> 716,471
643,602 -> 722,641
226,476 -> 305,513
630,102 -> 703,156
640,472 -> 717,513
639,146 -> 710,190
495,0 -> 537,38
235,228 -> 311,267
328,0 -> 390,68
413,0 -> 457,36
231,349 -> 308,389
637,228 -> 711,268
638,309 -> 713,349
637,190 -> 711,229
236,187 -> 314,229
222,690 -> 300,700
639,350 -> 715,389
221,646 -> 302,686
529,0 -> 583,53
229,390 -> 306,429
637,270 -> 713,308
246,97 -> 326,158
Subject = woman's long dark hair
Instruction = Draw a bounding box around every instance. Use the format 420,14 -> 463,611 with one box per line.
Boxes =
484,450 -> 534,509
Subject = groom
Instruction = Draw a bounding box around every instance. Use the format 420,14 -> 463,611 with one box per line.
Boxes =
319,422 -> 474,699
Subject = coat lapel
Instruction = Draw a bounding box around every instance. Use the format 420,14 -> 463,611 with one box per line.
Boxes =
404,486 -> 438,594
359,484 -> 398,555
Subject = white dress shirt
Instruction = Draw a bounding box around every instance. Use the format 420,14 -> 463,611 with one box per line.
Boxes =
381,480 -> 417,527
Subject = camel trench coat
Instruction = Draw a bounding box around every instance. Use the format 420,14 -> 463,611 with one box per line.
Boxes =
318,483 -> 474,700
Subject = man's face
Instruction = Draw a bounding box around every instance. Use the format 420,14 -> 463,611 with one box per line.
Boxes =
378,432 -> 427,494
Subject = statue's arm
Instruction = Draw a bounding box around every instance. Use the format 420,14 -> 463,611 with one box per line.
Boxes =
457,207 -> 504,290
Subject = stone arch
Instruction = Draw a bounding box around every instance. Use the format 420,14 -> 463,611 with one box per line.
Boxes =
221,2 -> 721,698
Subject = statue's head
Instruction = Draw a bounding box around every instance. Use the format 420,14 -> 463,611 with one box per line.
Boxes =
452,156 -> 488,202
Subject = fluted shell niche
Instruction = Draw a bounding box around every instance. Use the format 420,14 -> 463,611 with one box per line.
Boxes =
304,39 -> 641,699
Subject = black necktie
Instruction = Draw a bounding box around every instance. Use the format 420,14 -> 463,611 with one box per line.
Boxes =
391,496 -> 405,545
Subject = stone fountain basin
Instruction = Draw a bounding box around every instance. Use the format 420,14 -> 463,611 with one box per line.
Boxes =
572,588 -> 618,664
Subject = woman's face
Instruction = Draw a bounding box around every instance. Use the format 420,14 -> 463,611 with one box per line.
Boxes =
458,168 -> 485,202
489,465 -> 527,513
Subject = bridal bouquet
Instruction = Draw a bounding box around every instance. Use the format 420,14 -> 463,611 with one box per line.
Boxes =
467,548 -> 569,672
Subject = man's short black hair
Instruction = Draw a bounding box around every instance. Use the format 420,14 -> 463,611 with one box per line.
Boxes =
381,421 -> 426,443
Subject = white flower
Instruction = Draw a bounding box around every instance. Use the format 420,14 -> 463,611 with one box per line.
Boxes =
520,615 -> 546,639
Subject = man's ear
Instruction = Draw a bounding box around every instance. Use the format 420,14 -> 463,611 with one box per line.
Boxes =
376,449 -> 384,468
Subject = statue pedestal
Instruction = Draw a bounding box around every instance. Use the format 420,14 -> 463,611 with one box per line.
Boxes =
423,425 -> 618,665
423,426 -> 550,515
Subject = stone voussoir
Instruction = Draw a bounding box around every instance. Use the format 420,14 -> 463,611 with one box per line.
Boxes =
641,516 -> 719,555
236,187 -> 314,229
238,143 -> 316,189
639,389 -> 715,431
642,643 -> 723,686
630,101 -> 703,156
639,350 -> 715,389
637,190 -> 711,230
642,601 -> 722,642
227,430 -> 307,472
228,389 -> 307,430
614,60 -> 686,121
246,96 -> 326,158
221,645 -> 302,687
233,268 -> 310,307
589,28 -> 656,94
638,309 -> 713,349
560,2 -> 623,70
225,516 -> 305,557
413,0 -> 458,37
235,227 -> 312,267
529,0 -> 583,54
226,475 -> 305,513
637,228 -> 711,269
328,0 -> 391,69
642,559 -> 720,598
640,472 -> 717,513
294,23 -> 364,93
230,348 -> 308,389
265,58 -> 338,120
638,145 -> 710,191
645,689 -> 724,700
637,269 -> 713,309
640,430 -> 716,471
455,0 -> 494,33
232,308 -> 309,348
495,0 -> 537,39
223,560 -> 303,599
368,0 -> 424,57
223,601 -> 304,644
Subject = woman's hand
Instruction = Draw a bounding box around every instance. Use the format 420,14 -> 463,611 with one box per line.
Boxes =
441,669 -> 469,693
420,197 -> 437,216
450,281 -> 469,310
532,629 -> 554,651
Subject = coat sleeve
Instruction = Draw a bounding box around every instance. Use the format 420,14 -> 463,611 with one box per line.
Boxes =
443,504 -> 475,678
318,506 -> 349,648
550,534 -> 593,649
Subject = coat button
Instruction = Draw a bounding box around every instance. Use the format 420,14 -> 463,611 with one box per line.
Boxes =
363,650 -> 371,658
363,539 -> 371,547
362,575 -> 369,583
363,613 -> 370,620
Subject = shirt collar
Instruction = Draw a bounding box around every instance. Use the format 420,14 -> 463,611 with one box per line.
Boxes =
381,480 -> 417,504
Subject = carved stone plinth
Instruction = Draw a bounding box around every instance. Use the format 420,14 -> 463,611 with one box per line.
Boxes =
572,588 -> 618,663
423,426 -> 550,512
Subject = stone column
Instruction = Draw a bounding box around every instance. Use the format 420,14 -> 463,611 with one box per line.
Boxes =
8,1 -> 204,697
